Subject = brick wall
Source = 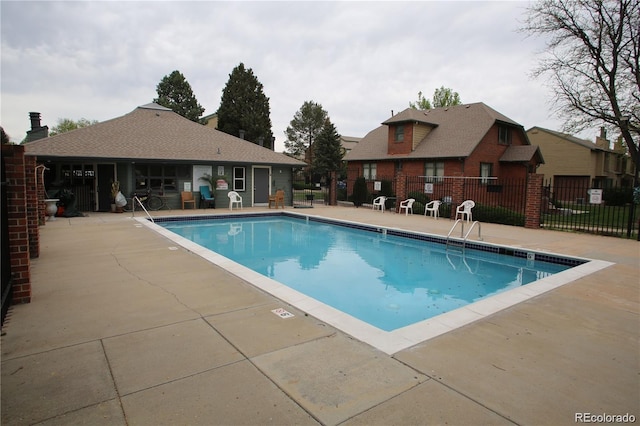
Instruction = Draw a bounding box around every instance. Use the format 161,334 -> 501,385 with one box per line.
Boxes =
2,145 -> 32,303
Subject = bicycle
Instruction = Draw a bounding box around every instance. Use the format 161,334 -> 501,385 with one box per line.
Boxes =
123,189 -> 165,211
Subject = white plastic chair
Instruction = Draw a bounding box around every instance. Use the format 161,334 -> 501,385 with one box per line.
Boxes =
372,196 -> 386,212
455,200 -> 475,222
424,200 -> 442,219
228,191 -> 243,211
399,198 -> 415,216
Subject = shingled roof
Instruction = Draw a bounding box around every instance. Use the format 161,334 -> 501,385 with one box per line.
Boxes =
345,102 -> 525,161
24,103 -> 306,166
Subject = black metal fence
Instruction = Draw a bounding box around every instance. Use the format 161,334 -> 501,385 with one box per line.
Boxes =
542,178 -> 638,238
293,181 -> 329,207
336,174 -> 639,239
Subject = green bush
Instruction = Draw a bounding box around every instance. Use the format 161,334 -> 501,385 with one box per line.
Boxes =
474,204 -> 524,226
603,188 -> 633,206
413,201 -> 425,215
407,191 -> 429,206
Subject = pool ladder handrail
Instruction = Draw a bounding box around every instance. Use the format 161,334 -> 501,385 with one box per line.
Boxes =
130,195 -> 154,223
446,219 -> 482,250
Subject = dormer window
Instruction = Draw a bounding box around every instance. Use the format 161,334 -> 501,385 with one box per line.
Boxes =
394,125 -> 404,142
498,126 -> 512,145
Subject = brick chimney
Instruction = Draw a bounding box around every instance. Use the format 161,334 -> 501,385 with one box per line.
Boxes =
25,112 -> 49,142
595,126 -> 610,149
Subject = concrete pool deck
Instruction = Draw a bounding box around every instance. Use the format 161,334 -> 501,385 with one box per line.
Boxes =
1,205 -> 638,425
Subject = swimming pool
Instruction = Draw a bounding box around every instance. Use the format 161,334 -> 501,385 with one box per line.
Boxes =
142,212 -> 612,354
160,215 -> 571,331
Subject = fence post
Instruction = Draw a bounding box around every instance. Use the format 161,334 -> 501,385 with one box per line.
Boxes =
525,173 -> 543,229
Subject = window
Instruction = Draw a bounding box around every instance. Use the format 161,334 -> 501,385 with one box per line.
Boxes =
424,161 -> 444,182
394,125 -> 404,142
480,162 -> 493,184
363,163 -> 377,180
233,167 -> 245,191
134,164 -> 178,192
498,126 -> 512,145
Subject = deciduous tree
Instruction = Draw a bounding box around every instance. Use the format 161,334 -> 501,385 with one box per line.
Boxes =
154,70 -> 204,123
284,101 -> 328,158
49,118 -> 98,136
522,0 -> 640,170
409,87 -> 461,109
217,63 -> 274,149
432,86 -> 462,108
409,91 -> 431,110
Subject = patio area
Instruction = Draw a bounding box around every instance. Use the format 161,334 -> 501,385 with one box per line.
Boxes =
1,205 -> 638,425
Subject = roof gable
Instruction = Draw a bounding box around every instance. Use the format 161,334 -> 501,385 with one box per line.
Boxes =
24,104 -> 305,166
500,145 -> 545,164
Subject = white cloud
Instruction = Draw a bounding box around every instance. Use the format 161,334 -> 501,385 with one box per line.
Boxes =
1,1 -> 596,147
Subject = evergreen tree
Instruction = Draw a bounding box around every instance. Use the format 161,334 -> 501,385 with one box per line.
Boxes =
284,101 -> 328,158
312,119 -> 343,180
1,127 -> 11,144
352,176 -> 368,207
216,63 -> 274,149
154,70 -> 204,122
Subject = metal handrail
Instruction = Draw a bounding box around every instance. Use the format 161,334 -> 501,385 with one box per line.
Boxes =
446,219 -> 482,251
463,221 -> 482,244
130,196 -> 154,223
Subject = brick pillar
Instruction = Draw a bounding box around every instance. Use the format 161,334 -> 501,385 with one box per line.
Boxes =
2,145 -> 32,303
451,173 -> 465,219
395,171 -> 407,213
525,173 -> 543,229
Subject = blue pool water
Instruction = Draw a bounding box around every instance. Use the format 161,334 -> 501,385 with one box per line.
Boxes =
160,215 -> 572,331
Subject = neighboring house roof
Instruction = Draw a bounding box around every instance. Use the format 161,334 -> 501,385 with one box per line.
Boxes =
340,135 -> 361,153
24,103 -> 305,166
527,126 -> 608,152
345,102 -> 525,161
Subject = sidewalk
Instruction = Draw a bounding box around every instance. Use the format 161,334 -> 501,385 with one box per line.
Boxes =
1,206 -> 638,425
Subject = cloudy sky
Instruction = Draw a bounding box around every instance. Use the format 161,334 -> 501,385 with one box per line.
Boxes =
1,1 -> 591,150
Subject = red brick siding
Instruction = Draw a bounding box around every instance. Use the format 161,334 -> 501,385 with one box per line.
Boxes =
387,124 -> 414,155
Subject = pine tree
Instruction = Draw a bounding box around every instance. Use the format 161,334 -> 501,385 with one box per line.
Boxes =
312,119 -> 343,179
154,70 -> 204,122
216,63 -> 274,149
